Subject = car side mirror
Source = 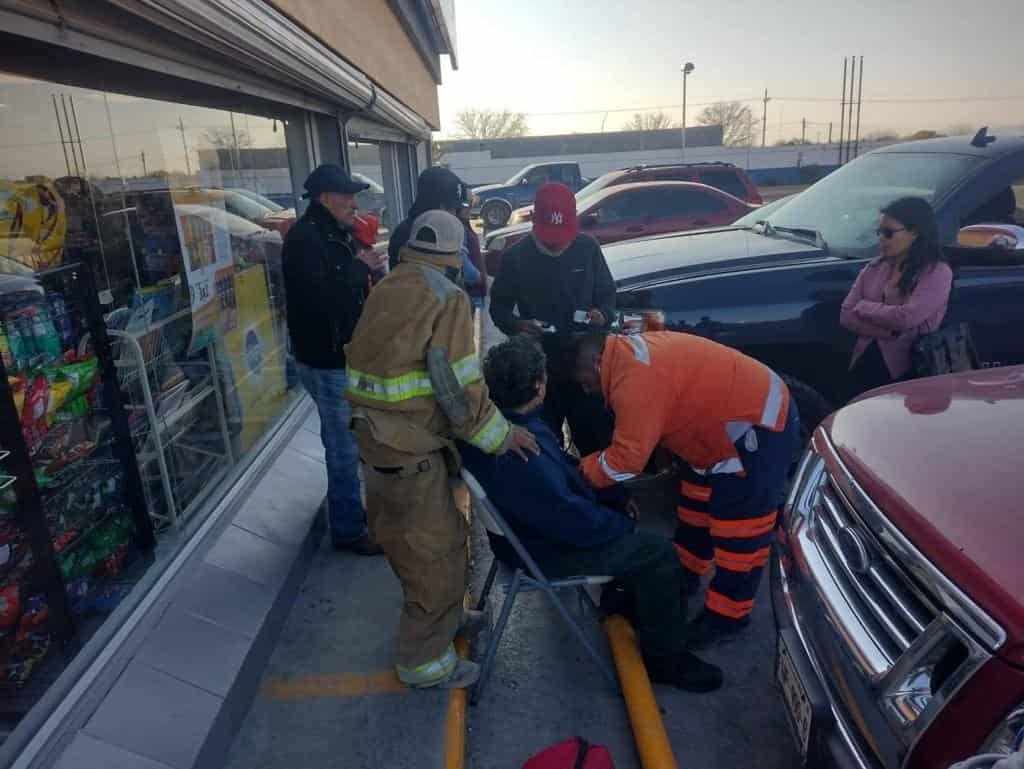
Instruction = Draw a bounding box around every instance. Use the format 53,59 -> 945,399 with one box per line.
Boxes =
521,177 -> 532,186
957,224 -> 1024,250
580,212 -> 599,228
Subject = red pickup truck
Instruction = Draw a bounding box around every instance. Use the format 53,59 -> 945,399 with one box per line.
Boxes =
774,366 -> 1024,769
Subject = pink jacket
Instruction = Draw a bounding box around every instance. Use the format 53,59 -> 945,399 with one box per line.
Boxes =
840,259 -> 953,379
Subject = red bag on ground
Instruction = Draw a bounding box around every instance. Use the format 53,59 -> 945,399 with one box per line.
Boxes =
522,737 -> 615,769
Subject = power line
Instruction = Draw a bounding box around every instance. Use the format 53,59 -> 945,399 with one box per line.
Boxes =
508,94 -> 1024,119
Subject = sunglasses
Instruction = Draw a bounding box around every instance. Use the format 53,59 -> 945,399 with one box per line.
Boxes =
876,226 -> 908,239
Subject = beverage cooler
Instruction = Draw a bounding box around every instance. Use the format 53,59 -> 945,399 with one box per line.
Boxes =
0,263 -> 153,723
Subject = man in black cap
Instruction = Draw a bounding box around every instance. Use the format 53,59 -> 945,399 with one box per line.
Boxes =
283,164 -> 388,555
387,168 -> 481,296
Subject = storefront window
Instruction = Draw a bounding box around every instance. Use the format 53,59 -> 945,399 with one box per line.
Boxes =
0,72 -> 302,726
347,141 -> 394,238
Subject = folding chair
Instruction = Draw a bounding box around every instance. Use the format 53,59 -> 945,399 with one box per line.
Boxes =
460,469 -> 619,705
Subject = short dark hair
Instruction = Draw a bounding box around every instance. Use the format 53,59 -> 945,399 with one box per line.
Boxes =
483,337 -> 546,411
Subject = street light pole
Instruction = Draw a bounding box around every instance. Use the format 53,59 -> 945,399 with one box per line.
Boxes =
681,61 -> 695,162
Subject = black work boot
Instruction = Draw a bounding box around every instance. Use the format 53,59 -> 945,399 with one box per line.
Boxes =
686,610 -> 751,650
646,651 -> 724,692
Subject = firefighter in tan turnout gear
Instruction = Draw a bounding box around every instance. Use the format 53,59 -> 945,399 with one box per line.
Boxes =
346,210 -> 538,689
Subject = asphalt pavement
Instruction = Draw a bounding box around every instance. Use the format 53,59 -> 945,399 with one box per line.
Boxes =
224,473 -> 800,769
466,480 -> 801,769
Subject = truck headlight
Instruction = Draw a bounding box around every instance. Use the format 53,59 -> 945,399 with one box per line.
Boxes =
980,703 -> 1024,754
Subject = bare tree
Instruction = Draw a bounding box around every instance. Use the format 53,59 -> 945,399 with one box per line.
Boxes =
696,101 -> 754,146
622,111 -> 679,131
203,126 -> 254,150
863,130 -> 900,142
453,108 -> 528,139
946,123 -> 974,137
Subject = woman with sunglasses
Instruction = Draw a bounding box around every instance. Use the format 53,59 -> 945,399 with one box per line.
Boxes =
840,197 -> 953,398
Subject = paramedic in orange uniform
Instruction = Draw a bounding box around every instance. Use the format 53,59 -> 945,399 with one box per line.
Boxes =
575,331 -> 800,648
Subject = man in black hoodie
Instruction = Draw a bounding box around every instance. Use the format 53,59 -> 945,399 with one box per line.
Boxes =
283,164 -> 387,555
387,168 -> 481,293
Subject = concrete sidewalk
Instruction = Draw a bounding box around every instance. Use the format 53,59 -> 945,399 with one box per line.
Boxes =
225,539 -> 451,769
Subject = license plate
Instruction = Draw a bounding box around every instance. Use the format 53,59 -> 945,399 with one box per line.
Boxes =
776,634 -> 813,759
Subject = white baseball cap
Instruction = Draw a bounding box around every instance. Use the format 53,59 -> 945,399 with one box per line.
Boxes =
407,210 -> 464,256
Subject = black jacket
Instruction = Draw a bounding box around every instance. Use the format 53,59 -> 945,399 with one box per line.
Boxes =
489,234 -> 616,367
282,203 -> 370,369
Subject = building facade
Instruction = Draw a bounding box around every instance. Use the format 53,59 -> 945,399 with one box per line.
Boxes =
0,1 -> 453,766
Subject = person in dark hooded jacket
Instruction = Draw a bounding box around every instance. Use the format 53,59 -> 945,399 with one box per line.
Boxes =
388,168 -> 482,293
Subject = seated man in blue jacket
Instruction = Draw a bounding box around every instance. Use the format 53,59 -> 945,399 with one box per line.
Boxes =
458,337 -> 723,692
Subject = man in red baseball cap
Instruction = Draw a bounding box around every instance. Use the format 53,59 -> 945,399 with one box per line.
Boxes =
489,182 -> 616,455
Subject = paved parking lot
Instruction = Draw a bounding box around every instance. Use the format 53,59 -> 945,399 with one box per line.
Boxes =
466,482 -> 801,769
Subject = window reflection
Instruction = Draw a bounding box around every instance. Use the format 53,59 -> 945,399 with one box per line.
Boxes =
0,74 -> 300,553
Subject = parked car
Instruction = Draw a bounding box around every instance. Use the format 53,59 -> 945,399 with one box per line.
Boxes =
472,162 -> 586,229
775,364 -> 1024,769
608,131 -> 1024,431
483,181 -> 751,275
228,187 -> 297,236
508,162 -> 763,225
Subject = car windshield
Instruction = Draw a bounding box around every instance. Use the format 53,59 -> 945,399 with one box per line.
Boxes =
732,195 -> 793,227
755,152 -> 983,257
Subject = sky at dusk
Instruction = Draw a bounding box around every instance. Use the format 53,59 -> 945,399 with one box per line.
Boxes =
436,0 -> 1024,141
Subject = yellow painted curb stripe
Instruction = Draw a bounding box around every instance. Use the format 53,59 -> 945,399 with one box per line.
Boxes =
260,670 -> 408,700
444,637 -> 469,769
604,615 -> 679,769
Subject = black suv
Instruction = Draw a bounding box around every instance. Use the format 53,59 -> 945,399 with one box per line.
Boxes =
605,132 -> 1024,430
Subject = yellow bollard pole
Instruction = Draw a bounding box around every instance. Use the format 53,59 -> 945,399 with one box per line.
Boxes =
604,615 -> 679,769
444,638 -> 470,769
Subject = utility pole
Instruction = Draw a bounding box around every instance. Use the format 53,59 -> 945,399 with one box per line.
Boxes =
178,116 -> 193,176
140,151 -> 147,176
838,58 -> 848,165
681,62 -> 695,162
854,55 -> 864,159
828,121 -> 833,146
846,55 -> 857,164
761,89 -> 770,148
801,118 -> 806,144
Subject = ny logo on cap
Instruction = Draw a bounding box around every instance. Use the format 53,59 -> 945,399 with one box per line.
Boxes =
550,212 -> 564,225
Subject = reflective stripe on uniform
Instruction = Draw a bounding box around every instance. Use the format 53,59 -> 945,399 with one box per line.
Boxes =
677,506 -> 710,528
674,543 -> 713,575
396,643 -> 458,687
347,355 -> 480,404
347,367 -> 433,402
709,510 -> 778,540
713,546 -> 771,573
680,481 -> 712,502
627,334 -> 651,365
599,452 -> 637,483
705,589 -> 755,619
451,354 -> 482,386
761,370 -> 785,428
469,409 -> 510,454
706,457 -> 744,475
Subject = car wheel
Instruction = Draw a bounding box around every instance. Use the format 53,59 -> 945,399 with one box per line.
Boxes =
780,374 -> 834,456
481,200 -> 512,229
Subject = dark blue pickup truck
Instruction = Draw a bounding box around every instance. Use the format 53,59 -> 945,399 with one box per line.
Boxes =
471,161 -> 585,229
608,132 -> 1024,429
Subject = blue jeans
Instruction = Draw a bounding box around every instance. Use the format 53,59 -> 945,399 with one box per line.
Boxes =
296,362 -> 367,543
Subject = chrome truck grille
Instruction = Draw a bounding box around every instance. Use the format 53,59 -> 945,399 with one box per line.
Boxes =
783,430 -> 1005,752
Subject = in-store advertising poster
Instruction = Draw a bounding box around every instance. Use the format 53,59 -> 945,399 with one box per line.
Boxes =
225,265 -> 286,451
168,188 -> 233,355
